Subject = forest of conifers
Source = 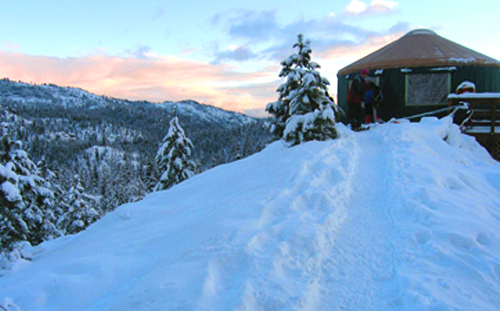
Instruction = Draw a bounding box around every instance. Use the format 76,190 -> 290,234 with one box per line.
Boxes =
0,79 -> 272,251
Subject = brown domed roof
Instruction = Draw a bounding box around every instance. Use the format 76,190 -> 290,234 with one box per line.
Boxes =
338,29 -> 500,76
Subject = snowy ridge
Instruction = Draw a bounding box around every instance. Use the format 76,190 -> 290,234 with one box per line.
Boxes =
0,80 -> 102,108
0,79 -> 257,127
1,117 -> 500,310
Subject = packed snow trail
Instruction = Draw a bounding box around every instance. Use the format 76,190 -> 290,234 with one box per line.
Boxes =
227,128 -> 403,310
1,117 -> 500,311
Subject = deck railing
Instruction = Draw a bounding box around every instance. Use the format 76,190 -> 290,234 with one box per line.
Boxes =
448,93 -> 500,161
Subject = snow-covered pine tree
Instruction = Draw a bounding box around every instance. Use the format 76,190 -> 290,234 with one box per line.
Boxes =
57,175 -> 99,235
36,156 -> 64,235
0,133 -> 58,251
266,34 -> 338,146
0,160 -> 26,251
154,116 -> 196,191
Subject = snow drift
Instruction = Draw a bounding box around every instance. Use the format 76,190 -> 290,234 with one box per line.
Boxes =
1,116 -> 500,311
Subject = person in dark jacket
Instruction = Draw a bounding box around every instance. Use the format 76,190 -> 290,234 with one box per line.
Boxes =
364,78 -> 382,124
347,68 -> 369,130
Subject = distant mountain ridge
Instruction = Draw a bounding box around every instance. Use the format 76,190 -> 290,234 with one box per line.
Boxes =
0,78 -> 257,128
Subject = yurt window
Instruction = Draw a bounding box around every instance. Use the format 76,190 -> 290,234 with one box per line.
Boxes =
405,72 -> 451,106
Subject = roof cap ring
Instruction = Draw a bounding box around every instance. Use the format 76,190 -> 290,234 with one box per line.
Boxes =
405,29 -> 437,36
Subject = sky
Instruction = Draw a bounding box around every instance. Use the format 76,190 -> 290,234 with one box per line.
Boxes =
1,0 -> 500,117
1,116 -> 500,310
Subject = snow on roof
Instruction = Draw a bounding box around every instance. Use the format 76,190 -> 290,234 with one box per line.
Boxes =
430,66 -> 457,72
448,57 -> 477,64
405,29 -> 437,36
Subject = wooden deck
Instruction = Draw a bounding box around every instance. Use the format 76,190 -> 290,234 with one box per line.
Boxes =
448,93 -> 500,161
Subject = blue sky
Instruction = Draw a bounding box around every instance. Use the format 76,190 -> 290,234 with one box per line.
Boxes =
1,0 -> 499,116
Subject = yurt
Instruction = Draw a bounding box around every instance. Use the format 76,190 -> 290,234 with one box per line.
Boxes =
337,29 -> 500,121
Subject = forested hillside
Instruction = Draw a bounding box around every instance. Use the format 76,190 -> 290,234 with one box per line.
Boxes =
0,78 -> 272,251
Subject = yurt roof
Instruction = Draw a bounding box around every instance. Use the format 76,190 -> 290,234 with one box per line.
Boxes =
338,29 -> 500,76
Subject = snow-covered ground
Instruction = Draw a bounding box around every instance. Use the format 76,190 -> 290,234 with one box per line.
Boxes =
1,116 -> 500,311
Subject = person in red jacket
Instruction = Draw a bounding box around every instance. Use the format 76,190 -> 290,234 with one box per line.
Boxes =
347,68 -> 369,130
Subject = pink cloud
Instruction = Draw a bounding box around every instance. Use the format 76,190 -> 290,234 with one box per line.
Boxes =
0,52 -> 277,115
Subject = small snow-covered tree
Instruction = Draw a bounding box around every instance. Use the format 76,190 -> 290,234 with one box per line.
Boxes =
57,175 -> 99,235
154,116 -> 196,191
36,156 -> 64,233
266,34 -> 337,146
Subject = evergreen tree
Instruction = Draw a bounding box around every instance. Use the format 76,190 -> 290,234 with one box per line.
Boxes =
154,116 -> 196,191
57,175 -> 99,235
0,160 -> 26,251
37,156 -> 65,233
119,154 -> 147,203
0,133 -> 58,251
266,34 -> 338,146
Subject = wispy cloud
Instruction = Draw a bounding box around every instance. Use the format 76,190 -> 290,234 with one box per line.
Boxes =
344,0 -> 399,16
213,9 -> 280,41
126,45 -> 153,59
213,45 -> 259,64
316,22 -> 410,60
226,10 -> 280,41
210,7 -> 405,65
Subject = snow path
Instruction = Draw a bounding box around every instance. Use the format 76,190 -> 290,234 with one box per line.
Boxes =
193,129 -> 405,310
319,130 -> 401,310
